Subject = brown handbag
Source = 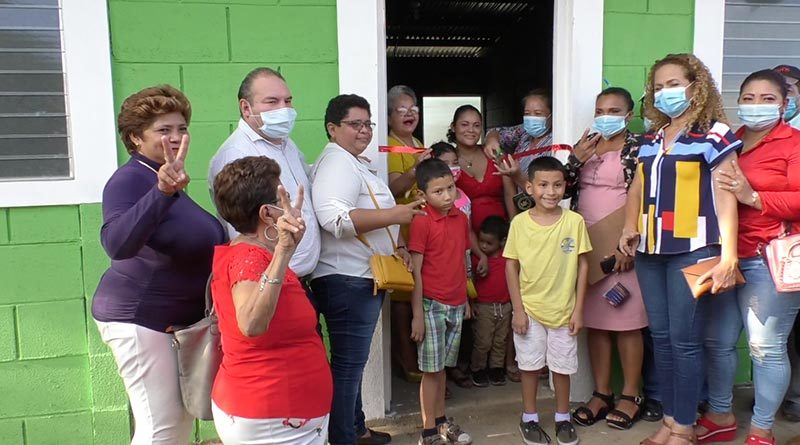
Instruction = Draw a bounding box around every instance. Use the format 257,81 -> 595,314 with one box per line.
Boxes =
681,256 -> 745,299
357,181 -> 414,295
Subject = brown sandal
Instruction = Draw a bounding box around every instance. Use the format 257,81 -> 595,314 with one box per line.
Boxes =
669,429 -> 698,445
641,419 -> 673,445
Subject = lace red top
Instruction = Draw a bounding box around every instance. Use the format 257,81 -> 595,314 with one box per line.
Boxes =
210,243 -> 332,419
456,156 -> 508,233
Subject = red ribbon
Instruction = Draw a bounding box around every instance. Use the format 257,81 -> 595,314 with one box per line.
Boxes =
378,145 -> 428,154
510,144 -> 573,160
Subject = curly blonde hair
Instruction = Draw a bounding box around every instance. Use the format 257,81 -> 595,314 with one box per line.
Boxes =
643,53 -> 728,133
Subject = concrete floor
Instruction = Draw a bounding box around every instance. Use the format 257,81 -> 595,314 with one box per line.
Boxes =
366,377 -> 800,445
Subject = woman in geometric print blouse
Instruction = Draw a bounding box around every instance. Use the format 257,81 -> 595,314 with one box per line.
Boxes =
618,53 -> 741,445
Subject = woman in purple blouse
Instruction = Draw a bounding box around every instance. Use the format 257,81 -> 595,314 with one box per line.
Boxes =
92,85 -> 226,445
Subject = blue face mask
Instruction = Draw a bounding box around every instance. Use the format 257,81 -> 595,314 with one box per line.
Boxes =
738,104 -> 781,131
591,115 -> 628,139
654,83 -> 693,118
784,96 -> 798,120
523,115 -> 549,137
258,107 -> 297,139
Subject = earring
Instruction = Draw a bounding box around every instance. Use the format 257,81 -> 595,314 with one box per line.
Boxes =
264,224 -> 279,242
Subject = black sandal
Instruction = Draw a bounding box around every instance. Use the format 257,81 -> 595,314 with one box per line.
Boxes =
572,391 -> 615,426
606,394 -> 643,430
641,397 -> 663,422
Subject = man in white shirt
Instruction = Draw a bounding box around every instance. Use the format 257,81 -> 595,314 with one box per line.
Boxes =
208,67 -> 320,277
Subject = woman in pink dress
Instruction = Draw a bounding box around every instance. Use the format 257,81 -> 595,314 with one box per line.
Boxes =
567,87 -> 648,431
449,105 -> 517,234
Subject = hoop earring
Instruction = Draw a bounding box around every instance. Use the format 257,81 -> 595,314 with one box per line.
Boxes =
264,224 -> 279,242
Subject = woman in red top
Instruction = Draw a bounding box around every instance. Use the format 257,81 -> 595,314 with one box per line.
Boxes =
702,69 -> 800,445
210,156 -> 332,445
450,105 -> 517,234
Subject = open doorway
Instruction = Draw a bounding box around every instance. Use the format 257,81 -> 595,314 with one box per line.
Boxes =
384,0 -> 555,415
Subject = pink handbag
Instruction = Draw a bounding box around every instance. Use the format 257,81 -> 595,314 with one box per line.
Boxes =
763,232 -> 800,292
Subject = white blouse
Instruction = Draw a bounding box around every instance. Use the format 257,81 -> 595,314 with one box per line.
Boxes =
310,143 -> 400,279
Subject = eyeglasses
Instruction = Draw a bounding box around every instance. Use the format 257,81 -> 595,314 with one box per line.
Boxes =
394,106 -> 419,115
339,120 -> 376,131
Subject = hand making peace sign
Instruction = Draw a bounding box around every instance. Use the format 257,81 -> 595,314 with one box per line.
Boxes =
157,134 -> 190,195
274,184 -> 306,251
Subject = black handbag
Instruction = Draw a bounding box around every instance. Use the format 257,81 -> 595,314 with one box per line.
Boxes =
171,275 -> 222,420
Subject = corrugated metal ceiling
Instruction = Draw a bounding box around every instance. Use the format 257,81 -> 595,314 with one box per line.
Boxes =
386,0 -> 541,58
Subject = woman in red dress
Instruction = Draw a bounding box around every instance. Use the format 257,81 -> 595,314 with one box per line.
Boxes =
450,105 -> 517,233
210,156 -> 332,445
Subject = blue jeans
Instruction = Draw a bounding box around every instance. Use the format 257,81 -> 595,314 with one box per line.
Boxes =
635,246 -> 718,426
642,327 -> 661,401
705,256 -> 800,429
310,275 -> 385,445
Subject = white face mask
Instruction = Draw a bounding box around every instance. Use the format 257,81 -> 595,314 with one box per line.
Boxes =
257,107 -> 297,139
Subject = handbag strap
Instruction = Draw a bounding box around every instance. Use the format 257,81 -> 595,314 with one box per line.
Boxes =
356,173 -> 399,252
205,274 -> 215,317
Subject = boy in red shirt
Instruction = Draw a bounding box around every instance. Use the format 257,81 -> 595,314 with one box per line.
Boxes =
409,159 -> 473,445
468,215 -> 511,388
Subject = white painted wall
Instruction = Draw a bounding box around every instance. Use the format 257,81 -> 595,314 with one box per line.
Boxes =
336,0 -> 392,420
552,0 -> 605,403
693,0 -> 726,90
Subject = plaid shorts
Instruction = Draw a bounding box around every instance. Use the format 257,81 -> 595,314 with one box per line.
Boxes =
417,298 -> 465,373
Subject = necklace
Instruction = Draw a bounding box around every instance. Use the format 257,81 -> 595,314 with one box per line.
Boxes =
238,234 -> 270,250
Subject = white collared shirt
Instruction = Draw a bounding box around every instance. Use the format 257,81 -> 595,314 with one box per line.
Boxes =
208,119 -> 321,277
310,142 -> 399,279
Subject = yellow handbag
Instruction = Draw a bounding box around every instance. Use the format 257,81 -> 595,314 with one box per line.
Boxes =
358,182 -> 415,295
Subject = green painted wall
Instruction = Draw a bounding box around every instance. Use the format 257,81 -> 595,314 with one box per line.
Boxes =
603,0 -> 695,133
0,1 -> 338,444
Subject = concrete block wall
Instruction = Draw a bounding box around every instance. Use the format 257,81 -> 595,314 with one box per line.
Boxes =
0,1 -> 339,444
0,204 -> 130,445
108,0 -> 340,214
603,0 -> 695,133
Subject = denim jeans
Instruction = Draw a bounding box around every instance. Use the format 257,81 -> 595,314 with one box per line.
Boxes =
704,256 -> 800,429
635,246 -> 718,426
641,327 -> 660,401
310,275 -> 386,445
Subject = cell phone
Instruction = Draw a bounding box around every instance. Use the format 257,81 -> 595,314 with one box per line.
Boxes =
600,255 -> 617,275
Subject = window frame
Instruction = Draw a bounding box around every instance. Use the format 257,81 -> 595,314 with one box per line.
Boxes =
0,0 -> 117,207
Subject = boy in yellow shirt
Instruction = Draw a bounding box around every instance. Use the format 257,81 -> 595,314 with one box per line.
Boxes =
504,156 -> 591,445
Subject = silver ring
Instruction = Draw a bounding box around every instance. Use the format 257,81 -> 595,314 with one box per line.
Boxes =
732,181 -> 738,187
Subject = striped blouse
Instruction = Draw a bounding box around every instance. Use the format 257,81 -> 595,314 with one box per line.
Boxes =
637,122 -> 741,255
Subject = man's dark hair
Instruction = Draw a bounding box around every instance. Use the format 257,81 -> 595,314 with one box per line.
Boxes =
527,156 -> 566,181
238,67 -> 284,103
324,94 -> 371,140
479,215 -> 509,240
415,158 -> 453,192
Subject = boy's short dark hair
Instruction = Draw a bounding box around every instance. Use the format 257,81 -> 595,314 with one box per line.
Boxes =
527,156 -> 566,181
430,141 -> 456,159
479,215 -> 509,240
415,158 -> 452,192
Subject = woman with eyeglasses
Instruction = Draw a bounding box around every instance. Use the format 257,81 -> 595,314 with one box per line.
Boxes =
618,53 -> 741,445
385,85 -> 430,384
210,156 -> 332,445
310,94 -> 425,445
